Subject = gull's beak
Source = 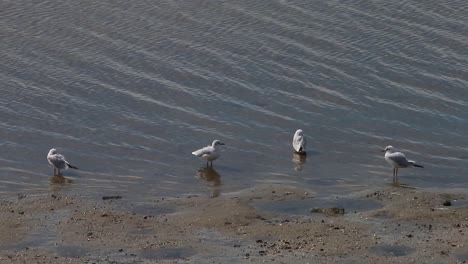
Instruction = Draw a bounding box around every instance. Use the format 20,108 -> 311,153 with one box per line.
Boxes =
220,142 -> 225,145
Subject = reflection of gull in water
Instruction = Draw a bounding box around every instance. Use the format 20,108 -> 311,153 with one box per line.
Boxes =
192,140 -> 225,167
49,175 -> 74,193
47,148 -> 79,176
382,145 -> 424,183
292,129 -> 306,154
292,153 -> 307,171
196,167 -> 222,198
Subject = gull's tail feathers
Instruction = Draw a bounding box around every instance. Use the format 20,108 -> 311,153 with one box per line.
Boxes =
66,162 -> 79,169
409,160 -> 424,168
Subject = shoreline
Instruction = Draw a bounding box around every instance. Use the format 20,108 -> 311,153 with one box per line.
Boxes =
0,184 -> 467,263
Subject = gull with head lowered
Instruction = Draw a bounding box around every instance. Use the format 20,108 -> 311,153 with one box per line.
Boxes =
292,129 -> 307,154
382,145 -> 423,183
47,148 -> 79,176
192,140 -> 225,167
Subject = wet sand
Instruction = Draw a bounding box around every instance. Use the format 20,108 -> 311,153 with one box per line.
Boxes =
0,183 -> 467,263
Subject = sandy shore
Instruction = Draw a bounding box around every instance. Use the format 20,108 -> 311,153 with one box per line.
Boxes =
0,183 -> 467,263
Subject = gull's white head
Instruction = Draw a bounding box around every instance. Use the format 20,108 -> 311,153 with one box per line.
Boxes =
211,140 -> 225,147
383,145 -> 395,153
48,148 -> 58,155
295,129 -> 304,136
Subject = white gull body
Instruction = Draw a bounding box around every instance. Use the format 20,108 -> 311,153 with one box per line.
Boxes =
47,148 -> 78,176
383,145 -> 423,183
192,140 -> 225,167
292,129 -> 307,154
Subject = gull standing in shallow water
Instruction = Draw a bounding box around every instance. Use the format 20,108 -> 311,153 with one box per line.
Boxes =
292,129 -> 307,154
382,145 -> 423,183
192,140 -> 225,167
47,148 -> 78,176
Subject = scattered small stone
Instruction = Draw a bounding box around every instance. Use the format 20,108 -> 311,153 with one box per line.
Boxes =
406,234 -> 413,238
256,240 -> 263,243
118,249 -> 123,252
224,221 -> 232,225
443,200 -> 452,206
259,250 -> 266,255
101,214 -> 109,217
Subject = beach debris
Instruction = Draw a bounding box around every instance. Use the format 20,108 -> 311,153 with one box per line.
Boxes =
310,207 -> 345,216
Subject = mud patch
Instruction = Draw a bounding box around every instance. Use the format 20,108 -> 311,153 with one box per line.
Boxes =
196,229 -> 243,247
369,210 -> 395,220
0,210 -> 68,251
255,198 -> 382,215
128,203 -> 176,216
55,245 -> 89,258
140,247 -> 195,260
128,228 -> 155,236
451,199 -> 468,207
370,245 -> 415,257
456,250 -> 468,262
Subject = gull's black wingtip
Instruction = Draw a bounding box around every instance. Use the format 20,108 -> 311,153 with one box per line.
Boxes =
68,164 -> 79,169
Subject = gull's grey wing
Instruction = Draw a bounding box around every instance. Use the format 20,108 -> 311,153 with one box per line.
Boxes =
48,154 -> 67,169
293,135 -> 306,152
387,152 -> 410,167
192,146 -> 213,157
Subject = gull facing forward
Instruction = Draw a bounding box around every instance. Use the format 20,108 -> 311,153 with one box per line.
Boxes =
192,140 -> 225,167
383,145 -> 423,183
47,148 -> 78,176
292,129 -> 307,154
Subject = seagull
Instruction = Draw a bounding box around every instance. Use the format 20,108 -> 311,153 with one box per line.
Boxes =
292,129 -> 307,154
192,140 -> 225,167
382,145 -> 423,183
47,148 -> 78,176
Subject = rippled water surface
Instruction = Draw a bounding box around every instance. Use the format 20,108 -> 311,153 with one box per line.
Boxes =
1,0 -> 467,200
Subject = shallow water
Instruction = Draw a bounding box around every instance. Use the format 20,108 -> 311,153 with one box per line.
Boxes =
256,197 -> 383,215
1,0 -> 467,201
370,245 -> 416,257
